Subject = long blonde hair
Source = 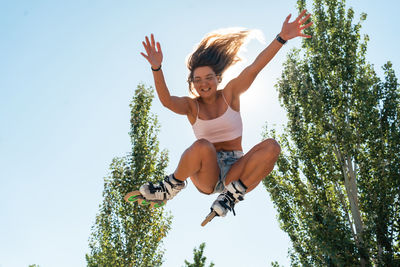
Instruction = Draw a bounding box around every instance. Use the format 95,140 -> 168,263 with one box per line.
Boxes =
186,29 -> 251,95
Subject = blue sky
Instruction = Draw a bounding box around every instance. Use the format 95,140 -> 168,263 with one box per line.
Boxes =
1,1 -> 399,266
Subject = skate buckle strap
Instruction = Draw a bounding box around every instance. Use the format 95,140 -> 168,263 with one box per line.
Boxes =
220,191 -> 237,216
231,183 -> 245,201
222,183 -> 246,216
148,182 -> 157,193
148,181 -> 168,200
159,181 -> 168,199
165,176 -> 187,190
217,200 -> 235,216
163,177 -> 174,191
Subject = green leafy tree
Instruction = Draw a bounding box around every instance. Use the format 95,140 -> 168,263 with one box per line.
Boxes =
183,243 -> 215,267
271,261 -> 284,267
263,0 -> 399,266
86,83 -> 172,267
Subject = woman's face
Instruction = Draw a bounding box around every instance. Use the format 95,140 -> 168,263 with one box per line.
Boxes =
192,66 -> 220,97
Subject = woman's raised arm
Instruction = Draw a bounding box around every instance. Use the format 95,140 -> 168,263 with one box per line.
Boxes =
141,34 -> 192,115
225,10 -> 313,96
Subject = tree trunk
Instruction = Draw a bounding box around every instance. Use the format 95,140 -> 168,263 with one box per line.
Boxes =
333,147 -> 369,266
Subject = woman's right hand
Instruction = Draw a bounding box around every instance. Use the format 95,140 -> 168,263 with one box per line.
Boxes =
140,34 -> 163,69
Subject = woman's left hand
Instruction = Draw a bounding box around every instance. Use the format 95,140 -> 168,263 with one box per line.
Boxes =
279,9 -> 313,41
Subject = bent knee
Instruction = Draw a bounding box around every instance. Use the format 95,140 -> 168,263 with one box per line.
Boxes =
262,138 -> 281,155
191,178 -> 215,195
191,138 -> 215,152
198,187 -> 214,195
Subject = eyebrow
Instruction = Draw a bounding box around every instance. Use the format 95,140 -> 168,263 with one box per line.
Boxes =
193,73 -> 214,79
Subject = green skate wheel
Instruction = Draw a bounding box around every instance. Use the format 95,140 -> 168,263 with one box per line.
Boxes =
139,199 -> 151,206
127,194 -> 140,202
153,202 -> 166,208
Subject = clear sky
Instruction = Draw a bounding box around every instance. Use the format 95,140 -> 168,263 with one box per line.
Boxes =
1,1 -> 399,267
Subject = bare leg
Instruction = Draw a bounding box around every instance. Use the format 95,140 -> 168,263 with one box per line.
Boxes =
174,139 -> 220,195
225,138 -> 281,193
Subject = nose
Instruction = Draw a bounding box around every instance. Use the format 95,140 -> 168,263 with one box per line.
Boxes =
200,79 -> 209,86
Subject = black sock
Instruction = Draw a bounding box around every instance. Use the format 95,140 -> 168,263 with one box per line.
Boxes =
172,173 -> 184,183
237,179 -> 248,191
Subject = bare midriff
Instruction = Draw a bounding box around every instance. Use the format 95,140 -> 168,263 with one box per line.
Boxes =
212,136 -> 242,152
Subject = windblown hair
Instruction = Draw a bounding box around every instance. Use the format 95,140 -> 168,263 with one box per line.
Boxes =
186,29 -> 251,95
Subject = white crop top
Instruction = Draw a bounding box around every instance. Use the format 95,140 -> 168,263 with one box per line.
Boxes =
191,93 -> 243,143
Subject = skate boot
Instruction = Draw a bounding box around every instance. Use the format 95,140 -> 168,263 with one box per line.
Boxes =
139,174 -> 187,202
201,180 -> 247,226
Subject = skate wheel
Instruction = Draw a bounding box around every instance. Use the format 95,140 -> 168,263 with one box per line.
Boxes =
138,199 -> 151,206
201,211 -> 217,227
127,195 -> 139,202
124,191 -> 166,208
124,191 -> 141,203
152,202 -> 166,208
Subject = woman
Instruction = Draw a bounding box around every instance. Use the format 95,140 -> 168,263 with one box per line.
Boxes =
138,10 -> 312,225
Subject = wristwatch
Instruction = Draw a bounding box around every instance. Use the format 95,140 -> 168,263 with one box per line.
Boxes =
276,34 -> 287,45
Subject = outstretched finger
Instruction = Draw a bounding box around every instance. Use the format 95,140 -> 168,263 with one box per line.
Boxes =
145,36 -> 151,48
284,13 -> 292,24
156,42 -> 162,54
142,41 -> 150,55
295,9 -> 307,22
140,52 -> 149,61
151,33 -> 155,48
300,21 -> 313,31
300,33 -> 312,38
299,13 -> 312,25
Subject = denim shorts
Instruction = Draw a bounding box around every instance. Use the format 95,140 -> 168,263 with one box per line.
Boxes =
213,150 -> 244,193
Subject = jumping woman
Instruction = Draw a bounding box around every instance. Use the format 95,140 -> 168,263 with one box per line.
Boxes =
137,10 -> 313,225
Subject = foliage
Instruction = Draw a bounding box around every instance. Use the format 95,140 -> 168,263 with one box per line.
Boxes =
183,243 -> 215,267
86,83 -> 172,267
271,261 -> 284,267
263,0 -> 399,266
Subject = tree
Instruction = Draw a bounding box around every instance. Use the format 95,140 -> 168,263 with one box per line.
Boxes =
86,83 -> 172,267
183,243 -> 215,267
262,0 -> 399,266
271,261 -> 284,267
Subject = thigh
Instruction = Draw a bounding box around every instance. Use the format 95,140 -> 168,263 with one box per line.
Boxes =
224,139 -> 280,186
223,148 -> 253,182
190,152 -> 220,195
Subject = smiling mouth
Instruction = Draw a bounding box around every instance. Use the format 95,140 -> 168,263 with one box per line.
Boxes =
201,88 -> 211,92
